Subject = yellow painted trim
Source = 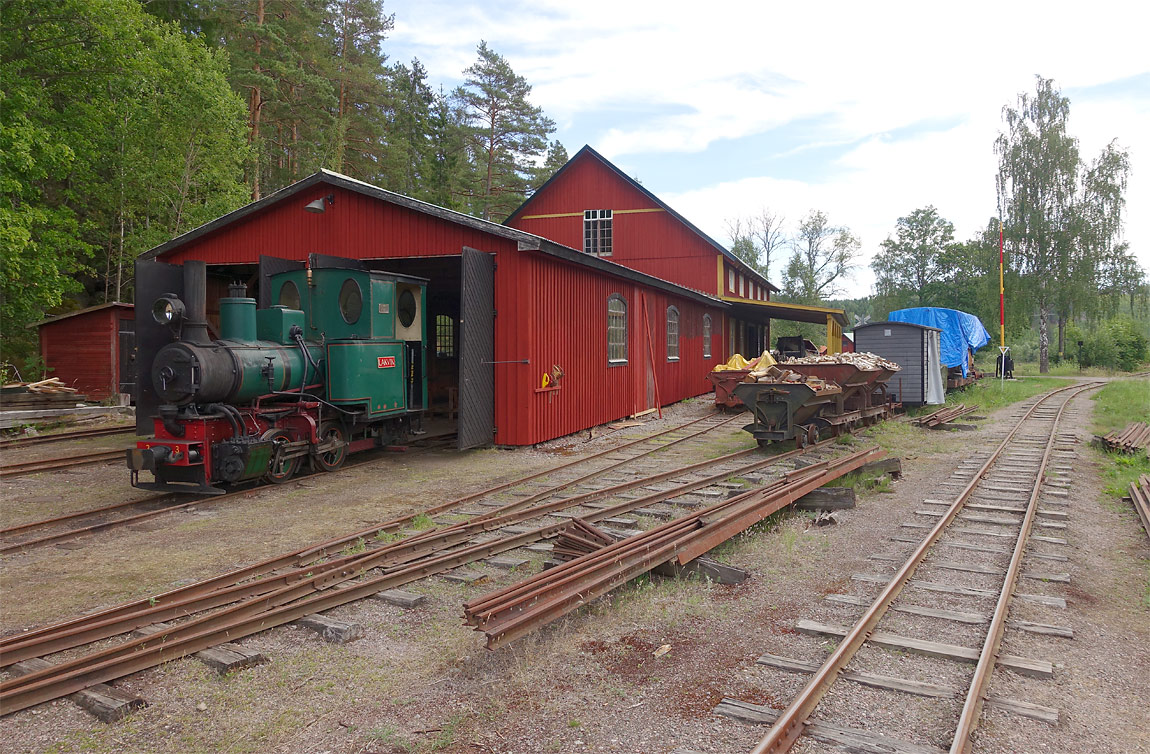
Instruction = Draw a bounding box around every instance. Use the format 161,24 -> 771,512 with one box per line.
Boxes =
519,207 -> 664,220
719,295 -> 844,316
519,211 -> 584,220
716,256 -> 723,297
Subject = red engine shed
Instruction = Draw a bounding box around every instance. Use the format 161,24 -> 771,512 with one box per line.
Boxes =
35,303 -> 135,401
143,171 -> 727,447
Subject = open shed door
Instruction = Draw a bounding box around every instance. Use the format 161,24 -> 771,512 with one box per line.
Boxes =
134,260 -> 186,434
457,247 -> 495,449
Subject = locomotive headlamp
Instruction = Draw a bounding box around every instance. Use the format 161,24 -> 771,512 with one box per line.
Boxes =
152,295 -> 186,326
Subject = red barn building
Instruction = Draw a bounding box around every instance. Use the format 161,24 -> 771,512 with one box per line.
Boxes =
35,303 -> 135,401
507,146 -> 846,356
141,171 -> 727,447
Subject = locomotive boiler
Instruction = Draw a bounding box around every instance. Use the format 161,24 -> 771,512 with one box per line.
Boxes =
128,255 -> 427,494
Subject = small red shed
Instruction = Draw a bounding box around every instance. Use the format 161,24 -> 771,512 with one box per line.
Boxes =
35,303 -> 135,401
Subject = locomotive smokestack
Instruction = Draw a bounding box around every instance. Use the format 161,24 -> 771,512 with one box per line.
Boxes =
183,260 -> 211,344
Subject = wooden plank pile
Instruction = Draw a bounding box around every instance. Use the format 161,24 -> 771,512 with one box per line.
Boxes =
1094,422 -> 1150,454
1130,475 -> 1150,540
913,403 -> 978,429
1,379 -> 87,410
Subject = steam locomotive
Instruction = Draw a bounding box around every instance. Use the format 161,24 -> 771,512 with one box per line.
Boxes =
127,255 -> 427,494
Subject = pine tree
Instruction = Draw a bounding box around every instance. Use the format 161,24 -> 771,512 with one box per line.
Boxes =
456,41 -> 555,220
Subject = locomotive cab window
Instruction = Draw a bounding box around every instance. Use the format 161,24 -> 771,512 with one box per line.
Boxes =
666,306 -> 680,361
397,288 -> 417,328
607,294 -> 627,365
338,278 -> 362,323
279,280 -> 301,310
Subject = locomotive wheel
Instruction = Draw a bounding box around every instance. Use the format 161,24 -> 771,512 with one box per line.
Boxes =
262,429 -> 299,483
314,420 -> 348,472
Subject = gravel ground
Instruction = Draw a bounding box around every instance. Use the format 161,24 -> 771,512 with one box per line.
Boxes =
1,389 -> 1147,754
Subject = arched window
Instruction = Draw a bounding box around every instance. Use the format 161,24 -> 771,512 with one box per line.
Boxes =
703,314 -> 712,358
666,306 -> 680,361
607,294 -> 627,364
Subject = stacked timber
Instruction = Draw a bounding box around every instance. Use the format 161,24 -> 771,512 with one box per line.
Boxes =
913,404 -> 979,428
783,352 -> 901,371
0,379 -> 87,410
1130,474 -> 1150,539
1095,422 -> 1150,454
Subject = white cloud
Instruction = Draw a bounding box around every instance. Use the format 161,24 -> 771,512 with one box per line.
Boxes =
387,0 -> 1150,296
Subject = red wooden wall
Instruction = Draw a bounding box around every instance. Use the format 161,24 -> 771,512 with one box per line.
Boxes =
496,250 -> 723,446
158,176 -> 725,445
161,185 -> 520,266
38,305 -> 132,400
507,154 -> 724,295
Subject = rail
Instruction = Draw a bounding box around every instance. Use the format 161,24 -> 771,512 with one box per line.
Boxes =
749,380 -> 1101,754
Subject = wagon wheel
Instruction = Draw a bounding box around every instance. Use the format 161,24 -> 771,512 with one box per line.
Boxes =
262,428 -> 299,484
314,420 -> 348,472
805,424 -> 819,446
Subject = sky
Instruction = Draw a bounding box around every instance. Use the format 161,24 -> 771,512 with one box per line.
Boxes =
384,0 -> 1150,298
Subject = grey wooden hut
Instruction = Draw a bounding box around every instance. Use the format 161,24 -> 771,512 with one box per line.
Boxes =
853,321 -> 944,406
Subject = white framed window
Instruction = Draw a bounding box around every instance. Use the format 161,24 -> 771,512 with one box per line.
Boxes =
607,294 -> 627,364
728,268 -> 735,292
666,306 -> 680,361
739,274 -> 745,298
703,314 -> 712,358
584,210 -> 613,256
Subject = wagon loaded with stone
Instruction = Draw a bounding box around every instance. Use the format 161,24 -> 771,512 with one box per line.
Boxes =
733,352 -> 900,447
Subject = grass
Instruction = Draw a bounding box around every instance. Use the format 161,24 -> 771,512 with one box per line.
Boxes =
1090,379 -> 1150,501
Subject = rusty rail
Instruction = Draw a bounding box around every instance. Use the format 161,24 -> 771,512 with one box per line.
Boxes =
464,445 -> 886,649
949,382 -> 1094,752
749,381 -> 1101,754
913,403 -> 978,428
1129,474 -> 1150,541
0,449 -> 126,479
0,426 -> 133,450
0,412 -> 739,679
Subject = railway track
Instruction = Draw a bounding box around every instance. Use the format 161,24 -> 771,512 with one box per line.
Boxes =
0,408 -> 875,715
0,426 -> 134,450
0,430 -> 461,554
0,449 -> 127,479
729,381 -> 1100,754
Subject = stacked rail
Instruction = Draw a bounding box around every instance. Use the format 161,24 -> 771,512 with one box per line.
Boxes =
463,445 -> 884,649
1095,421 -> 1150,454
913,403 -> 979,428
1130,474 -> 1150,539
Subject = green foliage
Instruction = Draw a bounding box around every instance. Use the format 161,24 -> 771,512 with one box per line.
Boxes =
456,41 -> 556,220
871,205 -> 957,308
1091,380 -> 1150,504
781,210 -> 859,304
1073,317 -> 1149,371
0,0 -> 249,365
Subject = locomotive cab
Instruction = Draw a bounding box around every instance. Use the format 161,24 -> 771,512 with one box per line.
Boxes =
129,256 -> 428,495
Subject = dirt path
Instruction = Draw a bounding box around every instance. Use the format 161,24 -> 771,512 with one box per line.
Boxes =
1,391 -> 1147,754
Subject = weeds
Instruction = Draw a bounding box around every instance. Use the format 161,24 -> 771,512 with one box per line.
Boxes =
410,513 -> 434,530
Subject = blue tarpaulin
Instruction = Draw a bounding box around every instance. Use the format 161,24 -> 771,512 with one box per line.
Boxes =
888,308 -> 991,377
